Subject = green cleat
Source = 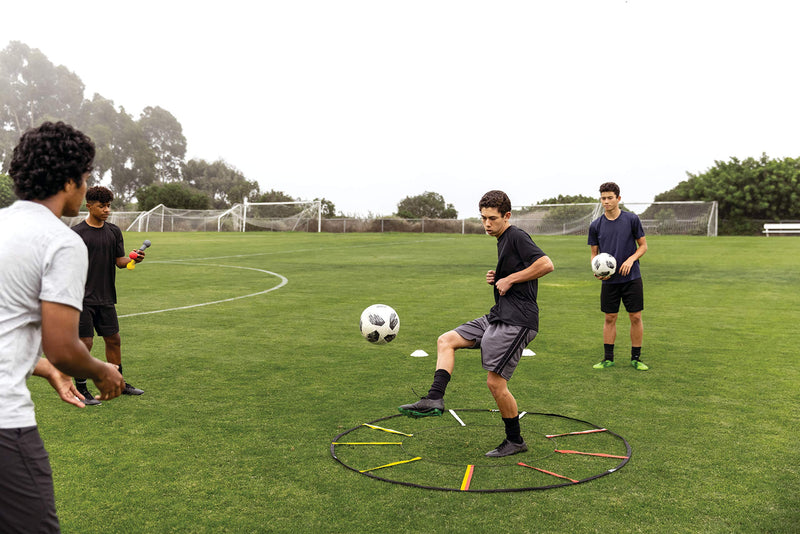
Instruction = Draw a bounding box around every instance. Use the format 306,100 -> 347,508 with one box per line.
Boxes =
631,359 -> 649,371
398,397 -> 444,418
592,359 -> 615,369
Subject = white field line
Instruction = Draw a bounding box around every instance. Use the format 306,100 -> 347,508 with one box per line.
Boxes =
118,262 -> 288,318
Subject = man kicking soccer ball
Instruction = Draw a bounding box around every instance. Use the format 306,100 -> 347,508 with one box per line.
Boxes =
399,190 -> 554,458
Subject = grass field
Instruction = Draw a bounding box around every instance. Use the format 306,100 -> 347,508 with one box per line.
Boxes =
29,232 -> 798,533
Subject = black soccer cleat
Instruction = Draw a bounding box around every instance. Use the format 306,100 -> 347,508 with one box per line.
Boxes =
122,382 -> 144,395
398,397 -> 444,418
76,385 -> 101,406
485,439 -> 528,458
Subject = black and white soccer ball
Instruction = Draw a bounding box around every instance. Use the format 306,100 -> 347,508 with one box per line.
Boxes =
591,253 -> 617,278
359,304 -> 400,344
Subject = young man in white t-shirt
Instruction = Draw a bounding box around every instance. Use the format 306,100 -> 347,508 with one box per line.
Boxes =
0,122 -> 125,532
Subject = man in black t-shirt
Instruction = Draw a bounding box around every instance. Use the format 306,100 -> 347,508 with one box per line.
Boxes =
72,186 -> 145,402
399,190 -> 554,458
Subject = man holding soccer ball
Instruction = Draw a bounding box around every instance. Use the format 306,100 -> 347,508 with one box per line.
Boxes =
399,190 -> 554,458
588,182 -> 649,370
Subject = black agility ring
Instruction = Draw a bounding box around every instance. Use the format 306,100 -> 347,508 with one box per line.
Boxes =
330,410 -> 631,492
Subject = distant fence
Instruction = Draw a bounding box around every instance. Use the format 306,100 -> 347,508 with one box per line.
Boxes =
59,201 -> 726,236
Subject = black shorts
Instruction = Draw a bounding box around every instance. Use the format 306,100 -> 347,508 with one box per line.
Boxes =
0,427 -> 60,533
79,304 -> 120,338
601,278 -> 644,314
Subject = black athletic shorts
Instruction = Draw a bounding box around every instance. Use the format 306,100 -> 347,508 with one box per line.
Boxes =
79,304 -> 120,338
601,278 -> 644,314
0,427 -> 60,533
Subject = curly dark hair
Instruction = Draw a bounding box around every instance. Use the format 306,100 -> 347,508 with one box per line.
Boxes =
86,186 -> 113,204
479,190 -> 511,215
9,121 -> 95,201
599,182 -> 620,197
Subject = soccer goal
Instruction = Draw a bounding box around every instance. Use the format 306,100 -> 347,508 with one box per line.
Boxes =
240,199 -> 322,232
125,204 -> 242,232
511,201 -> 718,236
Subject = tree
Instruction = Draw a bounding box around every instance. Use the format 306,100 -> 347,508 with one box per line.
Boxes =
75,94 -> 156,201
0,173 -> 14,208
183,158 -> 259,208
0,41 -> 85,170
315,197 -> 337,218
136,182 -> 210,211
396,191 -> 457,219
537,193 -> 597,204
139,106 -> 186,182
656,153 -> 800,233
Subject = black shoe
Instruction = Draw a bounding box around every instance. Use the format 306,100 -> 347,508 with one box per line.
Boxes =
398,397 -> 444,418
485,439 -> 528,458
76,385 -> 101,406
122,382 -> 144,395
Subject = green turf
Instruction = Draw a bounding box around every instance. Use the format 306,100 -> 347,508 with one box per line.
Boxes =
28,232 -> 799,533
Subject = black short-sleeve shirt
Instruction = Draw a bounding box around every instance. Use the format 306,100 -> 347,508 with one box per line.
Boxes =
72,221 -> 125,305
487,225 -> 547,330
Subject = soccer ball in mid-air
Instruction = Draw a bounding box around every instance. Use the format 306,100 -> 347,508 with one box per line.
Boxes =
591,253 -> 617,278
359,304 -> 400,344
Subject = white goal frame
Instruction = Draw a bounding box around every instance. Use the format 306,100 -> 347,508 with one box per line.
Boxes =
510,201 -> 718,236
241,199 -> 322,232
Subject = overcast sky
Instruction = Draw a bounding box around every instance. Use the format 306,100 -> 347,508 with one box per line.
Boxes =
5,1 -> 800,216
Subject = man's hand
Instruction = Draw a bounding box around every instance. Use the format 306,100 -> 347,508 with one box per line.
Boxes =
494,277 -> 513,296
92,362 -> 125,400
618,257 -> 635,277
33,358 -> 87,408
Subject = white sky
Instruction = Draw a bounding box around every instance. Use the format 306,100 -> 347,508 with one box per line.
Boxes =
5,0 -> 800,217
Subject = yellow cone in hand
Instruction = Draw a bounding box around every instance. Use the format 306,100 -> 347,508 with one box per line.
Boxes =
127,261 -> 135,270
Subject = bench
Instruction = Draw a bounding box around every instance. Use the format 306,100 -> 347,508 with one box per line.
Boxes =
763,223 -> 800,236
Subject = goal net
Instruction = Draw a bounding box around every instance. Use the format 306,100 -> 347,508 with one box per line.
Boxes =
240,199 -> 321,232
61,211 -> 145,229
124,204 -> 242,232
511,201 -> 718,236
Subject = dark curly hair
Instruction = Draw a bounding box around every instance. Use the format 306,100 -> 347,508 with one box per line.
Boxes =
599,182 -> 620,197
479,190 -> 511,215
9,121 -> 95,201
86,185 -> 114,204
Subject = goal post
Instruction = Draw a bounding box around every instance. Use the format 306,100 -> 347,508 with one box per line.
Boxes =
241,199 -> 322,232
511,201 -> 718,236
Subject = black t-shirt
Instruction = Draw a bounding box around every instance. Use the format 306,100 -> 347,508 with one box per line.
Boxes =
487,225 -> 547,330
72,221 -> 125,305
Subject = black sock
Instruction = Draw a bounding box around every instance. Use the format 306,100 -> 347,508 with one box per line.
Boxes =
631,347 -> 642,361
75,378 -> 87,388
503,416 -> 522,443
117,364 -> 123,375
604,344 -> 615,361
426,369 -> 451,400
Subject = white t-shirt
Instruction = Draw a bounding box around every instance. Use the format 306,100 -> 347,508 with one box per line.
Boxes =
0,200 -> 88,428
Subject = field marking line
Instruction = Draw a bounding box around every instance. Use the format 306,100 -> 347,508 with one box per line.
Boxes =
119,263 -> 287,318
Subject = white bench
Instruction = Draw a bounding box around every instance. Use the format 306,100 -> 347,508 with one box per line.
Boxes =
763,223 -> 800,236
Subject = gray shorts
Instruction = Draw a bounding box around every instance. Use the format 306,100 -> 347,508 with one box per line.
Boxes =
0,426 -> 60,533
454,315 -> 538,380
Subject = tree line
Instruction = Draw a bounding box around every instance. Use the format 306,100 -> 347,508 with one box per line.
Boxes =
2,41 -> 798,229
0,41 -> 336,216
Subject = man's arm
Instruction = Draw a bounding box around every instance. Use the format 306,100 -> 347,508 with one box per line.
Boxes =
41,301 -> 124,400
619,236 -> 647,276
494,255 -> 555,296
